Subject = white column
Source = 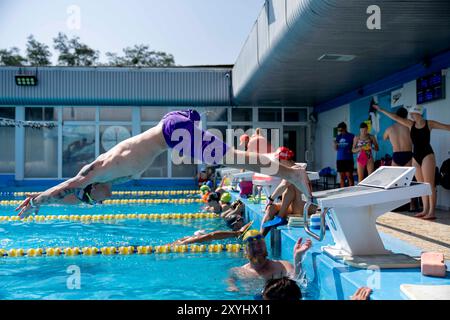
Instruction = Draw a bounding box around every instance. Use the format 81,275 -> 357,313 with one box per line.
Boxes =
15,106 -> 25,180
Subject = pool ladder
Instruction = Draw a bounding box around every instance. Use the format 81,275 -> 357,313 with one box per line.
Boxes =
303,201 -> 328,241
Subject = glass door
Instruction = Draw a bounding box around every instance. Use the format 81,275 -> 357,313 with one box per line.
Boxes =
283,125 -> 309,164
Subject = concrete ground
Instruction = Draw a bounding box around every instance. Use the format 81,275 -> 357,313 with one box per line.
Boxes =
376,209 -> 450,260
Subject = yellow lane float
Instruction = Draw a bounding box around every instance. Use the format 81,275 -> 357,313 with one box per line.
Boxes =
0,212 -> 219,223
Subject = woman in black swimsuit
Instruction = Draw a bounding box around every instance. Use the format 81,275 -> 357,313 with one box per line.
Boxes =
375,104 -> 450,220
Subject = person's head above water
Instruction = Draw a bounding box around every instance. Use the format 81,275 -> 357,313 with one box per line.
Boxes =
76,183 -> 112,205
225,213 -> 244,231
262,277 -> 302,300
207,192 -> 220,205
396,107 -> 408,119
242,230 -> 268,261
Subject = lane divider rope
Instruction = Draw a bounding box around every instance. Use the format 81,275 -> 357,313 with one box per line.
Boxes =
0,212 -> 219,223
0,198 -> 204,206
1,190 -> 201,197
0,243 -> 243,258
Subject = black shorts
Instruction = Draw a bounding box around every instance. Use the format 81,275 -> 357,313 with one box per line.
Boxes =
337,160 -> 354,173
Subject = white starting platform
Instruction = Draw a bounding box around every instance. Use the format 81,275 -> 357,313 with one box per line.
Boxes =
302,166 -> 432,269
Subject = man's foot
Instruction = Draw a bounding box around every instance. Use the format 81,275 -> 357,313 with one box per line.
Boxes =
421,215 -> 437,221
414,212 -> 427,218
351,287 -> 372,300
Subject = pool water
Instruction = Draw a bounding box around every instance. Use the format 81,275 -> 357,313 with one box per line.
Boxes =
0,190 -> 310,300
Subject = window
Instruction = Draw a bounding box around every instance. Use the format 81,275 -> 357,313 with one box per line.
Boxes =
232,108 -> 253,122
0,127 -> 15,173
63,107 -> 96,121
62,126 -> 96,177
258,108 -> 281,122
25,107 -> 57,121
284,108 -> 307,122
100,125 -> 132,154
100,107 -> 132,121
203,107 -> 228,122
0,107 -> 15,173
25,127 -> 58,177
0,107 -> 15,119
141,107 -> 168,122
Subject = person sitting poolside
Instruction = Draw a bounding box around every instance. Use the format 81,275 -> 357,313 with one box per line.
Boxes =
260,147 -> 308,236
226,230 -> 312,293
169,221 -> 253,246
15,109 -> 312,218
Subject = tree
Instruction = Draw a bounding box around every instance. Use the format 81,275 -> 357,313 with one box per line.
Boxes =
106,44 -> 175,67
53,32 -> 99,66
26,35 -> 52,66
0,47 -> 27,66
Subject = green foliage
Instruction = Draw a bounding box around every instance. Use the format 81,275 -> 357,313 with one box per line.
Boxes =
1,33 -> 176,67
26,35 -> 52,66
0,47 -> 27,66
106,44 -> 175,67
53,32 -> 99,66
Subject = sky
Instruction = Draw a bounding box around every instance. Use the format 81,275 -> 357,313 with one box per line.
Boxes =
0,0 -> 264,66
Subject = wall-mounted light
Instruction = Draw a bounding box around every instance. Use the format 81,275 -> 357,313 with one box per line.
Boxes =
15,74 -> 38,86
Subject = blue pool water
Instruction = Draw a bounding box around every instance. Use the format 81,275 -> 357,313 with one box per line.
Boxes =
0,190 -> 311,300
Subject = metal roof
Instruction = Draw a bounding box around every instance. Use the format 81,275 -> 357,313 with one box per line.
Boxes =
0,67 -> 232,106
232,0 -> 450,106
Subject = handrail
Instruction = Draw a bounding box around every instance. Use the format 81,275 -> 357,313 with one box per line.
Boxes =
303,201 -> 327,241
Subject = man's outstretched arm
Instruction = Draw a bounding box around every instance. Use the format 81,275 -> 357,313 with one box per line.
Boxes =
15,162 -> 101,217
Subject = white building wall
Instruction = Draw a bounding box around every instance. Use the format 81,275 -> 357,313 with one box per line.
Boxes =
315,104 -> 350,176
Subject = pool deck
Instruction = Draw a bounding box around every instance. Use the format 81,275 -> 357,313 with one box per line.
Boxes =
377,209 -> 450,260
237,194 -> 450,300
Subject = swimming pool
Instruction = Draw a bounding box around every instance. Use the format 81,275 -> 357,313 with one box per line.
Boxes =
0,188 -> 310,300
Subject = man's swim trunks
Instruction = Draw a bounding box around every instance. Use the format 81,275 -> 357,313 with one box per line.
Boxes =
160,109 -> 231,164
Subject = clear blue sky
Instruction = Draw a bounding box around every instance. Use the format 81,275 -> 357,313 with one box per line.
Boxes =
0,0 -> 264,65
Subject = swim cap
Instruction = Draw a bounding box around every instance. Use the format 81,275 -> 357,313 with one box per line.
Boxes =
205,180 -> 214,189
239,134 -> 250,146
409,105 -> 424,115
220,192 -> 231,203
242,229 -> 262,242
274,147 -> 294,161
200,185 -> 210,194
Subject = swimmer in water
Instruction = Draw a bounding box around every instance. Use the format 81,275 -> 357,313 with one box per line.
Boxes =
226,230 -> 312,293
169,221 -> 253,246
16,109 -> 312,218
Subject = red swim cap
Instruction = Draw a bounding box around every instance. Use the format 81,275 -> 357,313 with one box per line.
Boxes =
239,134 -> 250,146
275,147 -> 294,161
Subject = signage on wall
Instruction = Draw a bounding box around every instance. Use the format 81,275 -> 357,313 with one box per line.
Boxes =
416,72 -> 445,104
390,87 -> 404,108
